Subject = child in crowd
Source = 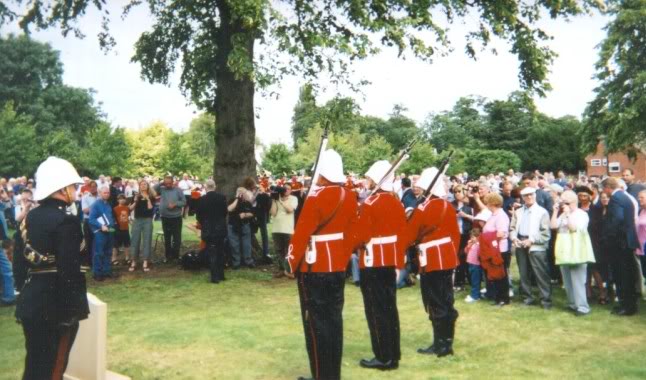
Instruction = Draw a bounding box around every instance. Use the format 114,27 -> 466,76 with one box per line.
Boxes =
464,228 -> 483,303
112,195 -> 131,265
1,239 -> 16,306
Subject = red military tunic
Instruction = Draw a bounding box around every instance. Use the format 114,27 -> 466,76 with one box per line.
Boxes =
405,198 -> 460,272
354,192 -> 408,269
288,186 -> 358,273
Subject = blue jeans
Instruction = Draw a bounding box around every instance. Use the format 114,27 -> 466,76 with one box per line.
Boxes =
351,253 -> 360,283
0,248 -> 15,303
93,232 -> 113,276
228,224 -> 252,267
469,264 -> 483,300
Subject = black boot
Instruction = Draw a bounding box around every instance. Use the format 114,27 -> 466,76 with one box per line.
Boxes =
417,320 -> 439,355
359,357 -> 399,370
434,320 -> 454,358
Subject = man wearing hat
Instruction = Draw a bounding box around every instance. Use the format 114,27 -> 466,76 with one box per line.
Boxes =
403,167 -> 460,358
510,186 -> 552,308
288,149 -> 358,380
353,160 -> 407,371
15,157 -> 90,379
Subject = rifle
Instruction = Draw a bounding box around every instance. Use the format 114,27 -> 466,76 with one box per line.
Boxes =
366,137 -> 419,198
303,121 -> 330,199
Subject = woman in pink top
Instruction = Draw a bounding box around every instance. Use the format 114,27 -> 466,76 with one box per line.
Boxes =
482,193 -> 511,306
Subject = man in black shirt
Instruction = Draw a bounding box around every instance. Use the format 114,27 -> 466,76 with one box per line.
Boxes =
197,180 -> 228,283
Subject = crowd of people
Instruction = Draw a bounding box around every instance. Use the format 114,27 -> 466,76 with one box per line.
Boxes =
2,153 -> 646,380
1,167 -> 645,312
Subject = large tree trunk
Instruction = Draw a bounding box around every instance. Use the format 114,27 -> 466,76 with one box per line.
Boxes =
213,1 -> 257,199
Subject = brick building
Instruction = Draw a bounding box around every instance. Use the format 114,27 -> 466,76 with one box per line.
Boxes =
585,141 -> 646,181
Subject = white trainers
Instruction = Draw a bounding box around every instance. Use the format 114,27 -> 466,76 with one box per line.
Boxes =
464,295 -> 479,303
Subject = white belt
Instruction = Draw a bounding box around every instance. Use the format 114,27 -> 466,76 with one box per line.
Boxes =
418,237 -> 452,267
311,233 -> 344,242
418,237 -> 452,251
365,235 -> 398,267
370,235 -> 397,245
306,233 -> 344,270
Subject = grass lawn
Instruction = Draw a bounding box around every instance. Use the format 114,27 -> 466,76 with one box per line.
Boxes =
2,221 -> 646,379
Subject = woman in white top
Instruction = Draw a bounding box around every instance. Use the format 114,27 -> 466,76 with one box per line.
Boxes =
550,190 -> 595,316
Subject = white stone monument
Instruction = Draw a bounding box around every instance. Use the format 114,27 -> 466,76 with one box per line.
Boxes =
64,293 -> 130,380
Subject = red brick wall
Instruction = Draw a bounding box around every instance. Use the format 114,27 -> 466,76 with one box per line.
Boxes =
585,142 -> 646,181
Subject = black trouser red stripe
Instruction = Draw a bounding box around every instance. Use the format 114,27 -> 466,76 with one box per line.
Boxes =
359,267 -> 401,362
297,272 -> 345,380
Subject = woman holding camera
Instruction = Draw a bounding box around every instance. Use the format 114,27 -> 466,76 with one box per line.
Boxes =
228,187 -> 255,269
129,180 -> 156,272
270,184 -> 298,278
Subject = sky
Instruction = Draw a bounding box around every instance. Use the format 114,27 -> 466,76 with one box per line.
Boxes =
3,3 -> 610,147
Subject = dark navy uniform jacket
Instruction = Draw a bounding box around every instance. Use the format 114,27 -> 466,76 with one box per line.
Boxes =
16,198 -> 90,326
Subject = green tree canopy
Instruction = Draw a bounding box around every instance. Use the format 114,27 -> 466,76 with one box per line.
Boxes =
582,0 -> 646,156
126,121 -> 173,177
78,123 -> 132,178
261,143 -> 294,175
0,103 -> 39,176
424,92 -> 585,173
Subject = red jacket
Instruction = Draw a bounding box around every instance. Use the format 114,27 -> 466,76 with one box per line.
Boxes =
478,231 -> 506,280
288,186 -> 358,273
354,192 -> 408,269
405,198 -> 460,272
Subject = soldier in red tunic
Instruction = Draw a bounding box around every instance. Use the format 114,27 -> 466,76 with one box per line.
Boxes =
404,167 -> 460,357
288,149 -> 358,380
353,160 -> 407,371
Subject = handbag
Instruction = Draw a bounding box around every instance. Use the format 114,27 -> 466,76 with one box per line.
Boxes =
555,229 -> 596,265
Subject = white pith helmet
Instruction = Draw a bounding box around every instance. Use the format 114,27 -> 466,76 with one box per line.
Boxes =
318,149 -> 346,184
365,160 -> 394,192
33,157 -> 83,201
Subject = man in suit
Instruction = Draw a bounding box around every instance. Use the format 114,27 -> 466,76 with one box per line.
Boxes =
196,180 -> 228,284
602,177 -> 640,316
400,177 -> 416,213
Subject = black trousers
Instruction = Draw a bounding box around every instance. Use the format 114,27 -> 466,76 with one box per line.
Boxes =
83,220 -> 94,268
272,233 -> 292,272
22,320 -> 79,380
420,270 -> 458,324
359,267 -> 400,362
494,251 -> 511,304
611,249 -> 639,311
161,216 -> 182,260
206,238 -> 226,283
454,234 -> 469,287
297,272 -> 345,380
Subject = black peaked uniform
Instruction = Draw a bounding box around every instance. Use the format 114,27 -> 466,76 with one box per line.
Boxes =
15,198 -> 90,380
196,191 -> 229,283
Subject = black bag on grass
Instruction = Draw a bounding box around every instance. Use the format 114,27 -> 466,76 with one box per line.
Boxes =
180,249 -> 208,270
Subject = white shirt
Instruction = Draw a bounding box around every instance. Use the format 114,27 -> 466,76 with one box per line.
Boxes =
557,208 -> 589,234
178,180 -> 194,195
